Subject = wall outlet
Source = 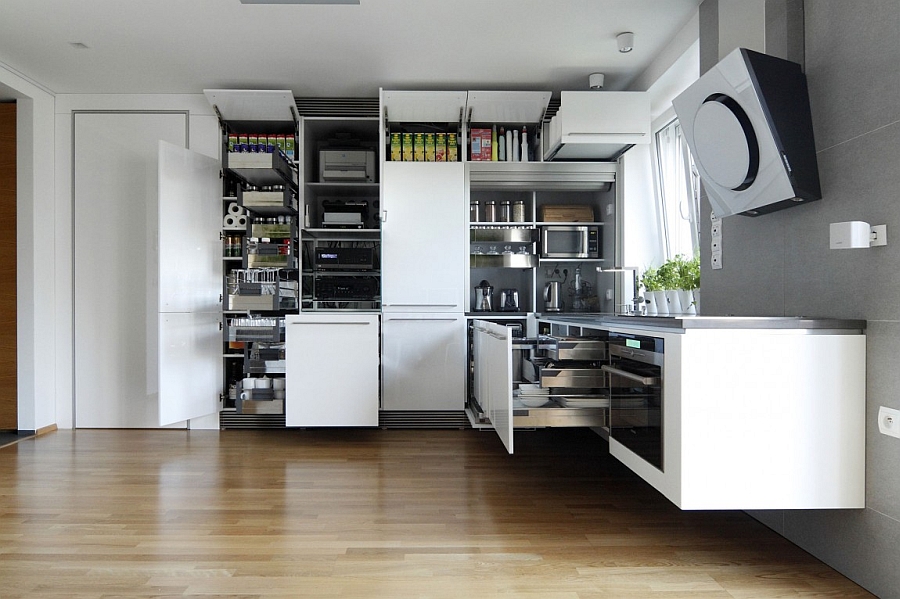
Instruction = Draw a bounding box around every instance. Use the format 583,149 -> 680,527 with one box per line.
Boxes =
711,251 -> 723,270
878,406 -> 900,439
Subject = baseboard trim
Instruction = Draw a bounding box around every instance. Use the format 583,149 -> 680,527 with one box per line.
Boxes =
36,424 -> 58,436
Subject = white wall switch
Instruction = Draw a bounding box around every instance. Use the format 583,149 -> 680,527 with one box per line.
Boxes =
878,406 -> 900,439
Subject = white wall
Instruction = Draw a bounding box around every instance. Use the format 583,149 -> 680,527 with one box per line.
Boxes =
623,15 -> 700,277
0,62 -> 56,432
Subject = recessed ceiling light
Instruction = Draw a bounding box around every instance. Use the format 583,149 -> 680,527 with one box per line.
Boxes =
69,42 -> 91,50
240,0 -> 359,4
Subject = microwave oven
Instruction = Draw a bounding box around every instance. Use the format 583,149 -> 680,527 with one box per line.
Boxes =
541,225 -> 600,259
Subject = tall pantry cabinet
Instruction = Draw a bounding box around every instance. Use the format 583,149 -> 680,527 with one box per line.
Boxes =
379,91 -> 470,415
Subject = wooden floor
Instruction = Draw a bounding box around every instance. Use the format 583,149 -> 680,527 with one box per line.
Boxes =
0,428 -> 872,599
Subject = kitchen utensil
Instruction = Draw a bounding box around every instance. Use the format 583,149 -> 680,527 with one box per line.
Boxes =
474,280 -> 493,312
500,288 -> 519,312
544,281 -> 563,312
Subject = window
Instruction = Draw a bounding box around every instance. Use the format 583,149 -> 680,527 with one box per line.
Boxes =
654,118 -> 700,259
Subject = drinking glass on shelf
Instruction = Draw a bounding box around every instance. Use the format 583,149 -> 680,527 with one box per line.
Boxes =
502,245 -> 513,254
487,245 -> 499,255
472,245 -> 484,254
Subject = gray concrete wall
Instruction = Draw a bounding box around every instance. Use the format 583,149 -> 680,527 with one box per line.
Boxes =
698,1 -> 900,597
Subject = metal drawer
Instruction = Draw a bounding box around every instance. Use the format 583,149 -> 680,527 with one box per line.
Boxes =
546,336 -> 607,361
538,365 -> 608,388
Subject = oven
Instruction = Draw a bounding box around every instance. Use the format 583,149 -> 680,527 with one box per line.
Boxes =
602,332 -> 664,471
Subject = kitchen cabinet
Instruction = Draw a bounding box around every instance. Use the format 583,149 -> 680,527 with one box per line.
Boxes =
471,319 -> 609,452
467,161 -> 619,316
205,89 -> 299,420
298,116 -> 381,312
381,162 -> 467,312
543,91 -> 650,161
381,313 -> 467,411
539,315 -> 867,510
285,313 -> 380,427
74,112 -> 222,429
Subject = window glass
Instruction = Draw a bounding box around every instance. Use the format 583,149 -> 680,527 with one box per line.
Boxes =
654,119 -> 700,259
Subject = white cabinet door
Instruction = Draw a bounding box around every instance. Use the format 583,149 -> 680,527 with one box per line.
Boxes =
381,162 -> 466,312
156,141 -> 223,426
473,320 -> 514,453
158,312 -> 222,426
381,314 -> 466,411
285,314 -> 380,427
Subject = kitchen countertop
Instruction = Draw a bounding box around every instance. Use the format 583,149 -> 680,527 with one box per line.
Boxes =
535,313 -> 867,331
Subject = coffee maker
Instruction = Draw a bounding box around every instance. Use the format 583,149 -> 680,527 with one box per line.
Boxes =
474,280 -> 493,312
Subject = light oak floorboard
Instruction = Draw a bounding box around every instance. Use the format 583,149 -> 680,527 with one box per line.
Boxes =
0,428 -> 873,598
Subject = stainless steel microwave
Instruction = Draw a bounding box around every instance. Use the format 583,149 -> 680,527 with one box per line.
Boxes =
540,225 -> 599,259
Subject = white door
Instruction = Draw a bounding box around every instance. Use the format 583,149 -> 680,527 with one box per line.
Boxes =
473,320 -> 514,453
381,314 -> 466,411
74,112 -> 187,428
381,162 -> 466,312
285,313 -> 380,427
157,141 -> 222,426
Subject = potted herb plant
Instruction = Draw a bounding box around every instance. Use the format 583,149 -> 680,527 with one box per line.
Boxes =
640,267 -> 662,315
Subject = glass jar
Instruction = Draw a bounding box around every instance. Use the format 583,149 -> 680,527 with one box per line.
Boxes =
499,200 -> 511,222
484,200 -> 497,222
512,200 -> 526,222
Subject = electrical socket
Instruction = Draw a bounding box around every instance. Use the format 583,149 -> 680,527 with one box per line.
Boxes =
711,251 -> 723,270
711,238 -> 722,252
711,224 -> 722,238
879,406 -> 900,439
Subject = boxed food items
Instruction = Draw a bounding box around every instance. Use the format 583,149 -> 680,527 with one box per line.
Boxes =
470,128 -> 491,161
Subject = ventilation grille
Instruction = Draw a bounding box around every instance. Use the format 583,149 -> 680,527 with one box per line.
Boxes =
219,412 -> 286,429
543,97 -> 561,122
378,410 -> 471,429
295,97 -> 379,118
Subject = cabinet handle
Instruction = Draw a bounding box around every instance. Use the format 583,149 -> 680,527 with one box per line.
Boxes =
601,365 -> 659,386
290,321 -> 371,326
386,317 -> 459,322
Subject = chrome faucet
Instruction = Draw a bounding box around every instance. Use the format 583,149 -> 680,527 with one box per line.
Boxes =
596,266 -> 643,315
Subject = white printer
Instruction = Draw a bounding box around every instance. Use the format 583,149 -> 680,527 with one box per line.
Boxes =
319,149 -> 376,183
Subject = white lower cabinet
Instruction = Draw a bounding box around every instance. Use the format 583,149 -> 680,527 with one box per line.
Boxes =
381,314 -> 467,411
285,313 -> 380,427
472,320 -> 514,452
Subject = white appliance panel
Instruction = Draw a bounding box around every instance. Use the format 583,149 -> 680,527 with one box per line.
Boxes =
285,314 -> 380,427
157,141 -> 222,313
158,312 -> 222,426
381,313 -> 466,411
381,162 -> 466,312
473,320 -> 514,453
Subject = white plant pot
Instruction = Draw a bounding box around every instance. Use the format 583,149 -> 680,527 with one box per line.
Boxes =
645,292 -> 658,315
677,289 -> 696,315
664,289 -> 682,314
652,290 -> 668,315
692,289 -> 700,314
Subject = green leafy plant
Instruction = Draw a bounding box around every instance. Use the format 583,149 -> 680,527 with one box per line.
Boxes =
682,254 -> 700,290
640,266 -> 661,292
652,254 -> 701,290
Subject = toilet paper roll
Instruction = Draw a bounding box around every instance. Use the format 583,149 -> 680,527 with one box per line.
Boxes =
223,215 -> 238,228
228,202 -> 244,216
236,215 -> 248,227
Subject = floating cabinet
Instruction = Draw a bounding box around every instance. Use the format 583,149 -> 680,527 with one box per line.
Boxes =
543,91 -> 650,161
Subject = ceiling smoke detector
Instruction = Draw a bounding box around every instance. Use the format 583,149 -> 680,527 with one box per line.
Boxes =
617,32 -> 634,53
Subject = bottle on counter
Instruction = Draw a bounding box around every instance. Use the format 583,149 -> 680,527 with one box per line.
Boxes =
512,129 -> 520,161
505,128 -> 513,162
498,127 -> 506,161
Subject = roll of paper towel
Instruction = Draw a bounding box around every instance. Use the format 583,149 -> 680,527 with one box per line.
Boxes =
223,215 -> 238,228
228,202 -> 244,216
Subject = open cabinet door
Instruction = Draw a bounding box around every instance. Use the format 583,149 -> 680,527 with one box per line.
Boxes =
157,141 -> 222,426
473,320 -> 514,453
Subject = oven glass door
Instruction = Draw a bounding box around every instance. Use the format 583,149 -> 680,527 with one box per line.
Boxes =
605,357 -> 663,471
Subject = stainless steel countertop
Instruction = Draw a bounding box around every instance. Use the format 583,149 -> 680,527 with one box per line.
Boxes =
536,313 -> 867,331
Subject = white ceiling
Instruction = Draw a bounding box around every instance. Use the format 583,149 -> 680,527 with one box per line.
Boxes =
0,0 -> 701,97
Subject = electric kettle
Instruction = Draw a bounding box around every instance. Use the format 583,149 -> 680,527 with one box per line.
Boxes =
474,280 -> 493,312
544,281 -> 563,312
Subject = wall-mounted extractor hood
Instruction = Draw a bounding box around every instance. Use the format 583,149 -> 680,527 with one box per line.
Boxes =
673,48 -> 821,217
